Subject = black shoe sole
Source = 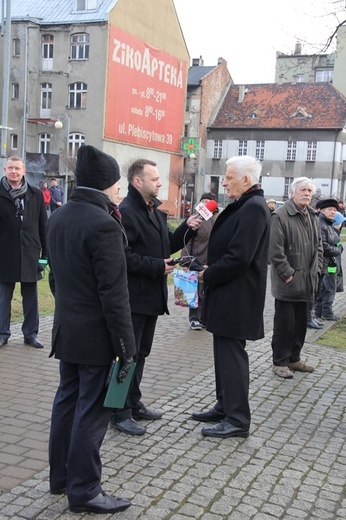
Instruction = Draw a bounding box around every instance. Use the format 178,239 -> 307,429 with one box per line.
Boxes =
70,503 -> 131,513
114,424 -> 146,436
201,430 -> 249,438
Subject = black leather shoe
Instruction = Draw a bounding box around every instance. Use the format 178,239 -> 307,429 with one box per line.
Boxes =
132,405 -> 163,421
307,319 -> 323,329
70,491 -> 131,513
322,314 -> 338,321
0,338 -> 8,346
201,420 -> 249,438
24,337 -> 44,348
112,418 -> 146,436
191,407 -> 226,422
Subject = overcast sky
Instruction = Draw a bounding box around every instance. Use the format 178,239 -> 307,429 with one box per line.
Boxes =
173,0 -> 345,84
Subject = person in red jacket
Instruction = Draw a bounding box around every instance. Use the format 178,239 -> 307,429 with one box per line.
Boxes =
40,181 -> 51,213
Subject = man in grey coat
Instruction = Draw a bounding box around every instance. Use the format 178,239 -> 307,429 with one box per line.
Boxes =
270,177 -> 323,379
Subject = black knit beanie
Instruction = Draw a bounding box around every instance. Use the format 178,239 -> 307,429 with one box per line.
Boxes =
75,145 -> 120,190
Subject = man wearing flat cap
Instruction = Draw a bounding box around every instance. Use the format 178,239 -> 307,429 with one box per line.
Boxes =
47,145 -> 136,514
269,177 -> 323,379
314,198 -> 342,321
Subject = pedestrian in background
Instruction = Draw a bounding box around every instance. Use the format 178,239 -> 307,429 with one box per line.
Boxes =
47,145 -> 135,514
333,211 -> 346,293
110,159 -> 200,436
181,193 -> 217,330
314,199 -> 342,321
192,155 -> 270,438
40,180 -> 51,214
49,178 -> 64,211
270,177 -> 323,379
0,156 -> 47,348
267,199 -> 276,214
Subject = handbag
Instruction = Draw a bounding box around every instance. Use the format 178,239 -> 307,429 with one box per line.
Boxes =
173,268 -> 198,308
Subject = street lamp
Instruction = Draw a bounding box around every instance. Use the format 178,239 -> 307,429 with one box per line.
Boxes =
54,113 -> 70,203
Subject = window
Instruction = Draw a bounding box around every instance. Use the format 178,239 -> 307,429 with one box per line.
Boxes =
42,34 -> 54,71
184,124 -> 188,138
255,140 -> 265,161
213,140 -> 222,159
10,134 -> 18,150
40,82 -> 52,118
306,142 -> 317,162
69,82 -> 87,109
238,140 -> 247,156
286,141 -> 297,161
39,133 -> 51,154
296,74 -> 304,82
12,83 -> 19,100
315,69 -> 333,82
75,0 -> 98,11
69,133 -> 86,156
71,33 -> 90,60
13,38 -> 20,56
284,177 -> 294,198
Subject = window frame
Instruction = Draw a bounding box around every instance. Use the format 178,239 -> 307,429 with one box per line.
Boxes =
12,83 -> 19,100
238,140 -> 248,156
255,140 -> 265,161
286,141 -> 297,161
213,139 -> 222,159
70,33 -> 90,60
69,82 -> 87,109
306,141 -> 317,162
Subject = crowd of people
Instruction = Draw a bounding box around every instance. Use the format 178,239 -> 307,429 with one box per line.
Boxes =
0,151 -> 344,514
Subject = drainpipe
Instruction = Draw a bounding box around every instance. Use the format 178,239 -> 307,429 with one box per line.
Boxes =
330,130 -> 338,197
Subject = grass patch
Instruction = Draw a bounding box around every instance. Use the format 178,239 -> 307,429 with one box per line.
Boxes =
11,273 -> 55,322
316,317 -> 346,352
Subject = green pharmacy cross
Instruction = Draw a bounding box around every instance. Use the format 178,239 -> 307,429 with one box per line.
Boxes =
181,138 -> 200,156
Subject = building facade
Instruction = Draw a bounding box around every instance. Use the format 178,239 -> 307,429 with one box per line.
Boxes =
206,83 -> 346,205
0,0 -> 189,214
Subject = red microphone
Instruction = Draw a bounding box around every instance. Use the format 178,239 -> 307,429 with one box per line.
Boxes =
195,199 -> 218,220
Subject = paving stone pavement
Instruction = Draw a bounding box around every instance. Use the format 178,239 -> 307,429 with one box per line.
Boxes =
0,264 -> 345,519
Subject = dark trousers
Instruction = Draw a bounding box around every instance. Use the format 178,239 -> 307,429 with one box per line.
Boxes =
49,361 -> 111,506
271,299 -> 307,366
213,335 -> 250,430
189,281 -> 204,323
314,274 -> 337,318
0,282 -> 39,340
112,313 -> 158,421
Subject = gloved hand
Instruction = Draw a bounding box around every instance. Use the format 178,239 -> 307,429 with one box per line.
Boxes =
117,357 -> 133,383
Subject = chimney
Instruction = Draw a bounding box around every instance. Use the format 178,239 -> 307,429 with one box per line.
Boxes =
238,85 -> 245,103
294,41 -> 302,55
192,56 -> 204,67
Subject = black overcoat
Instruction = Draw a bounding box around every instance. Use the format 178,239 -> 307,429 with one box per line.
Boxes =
203,188 -> 270,340
46,188 -> 136,365
0,181 -> 47,283
119,183 -> 195,316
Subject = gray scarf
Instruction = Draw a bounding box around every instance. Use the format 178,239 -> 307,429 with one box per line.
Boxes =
1,175 -> 28,218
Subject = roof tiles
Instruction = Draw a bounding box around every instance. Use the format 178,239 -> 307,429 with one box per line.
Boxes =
212,82 -> 346,130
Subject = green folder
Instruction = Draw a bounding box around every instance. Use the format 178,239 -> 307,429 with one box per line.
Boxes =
103,358 -> 136,409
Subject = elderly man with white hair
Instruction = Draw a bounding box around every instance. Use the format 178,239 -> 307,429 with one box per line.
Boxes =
269,177 -> 323,379
191,155 -> 270,438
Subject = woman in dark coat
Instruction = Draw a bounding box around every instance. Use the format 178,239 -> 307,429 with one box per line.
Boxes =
192,155 -> 270,438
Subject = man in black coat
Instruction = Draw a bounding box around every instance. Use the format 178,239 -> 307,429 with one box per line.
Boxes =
0,156 -> 47,348
47,145 -> 136,514
110,159 -> 200,436
191,155 -> 270,438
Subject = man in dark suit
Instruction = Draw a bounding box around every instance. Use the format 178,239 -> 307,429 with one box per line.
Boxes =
110,159 -> 200,435
191,155 -> 270,438
0,156 -> 47,348
47,145 -> 136,514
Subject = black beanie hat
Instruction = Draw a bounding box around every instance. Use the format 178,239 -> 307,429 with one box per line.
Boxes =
315,198 -> 338,210
200,192 -> 217,202
75,145 -> 120,190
